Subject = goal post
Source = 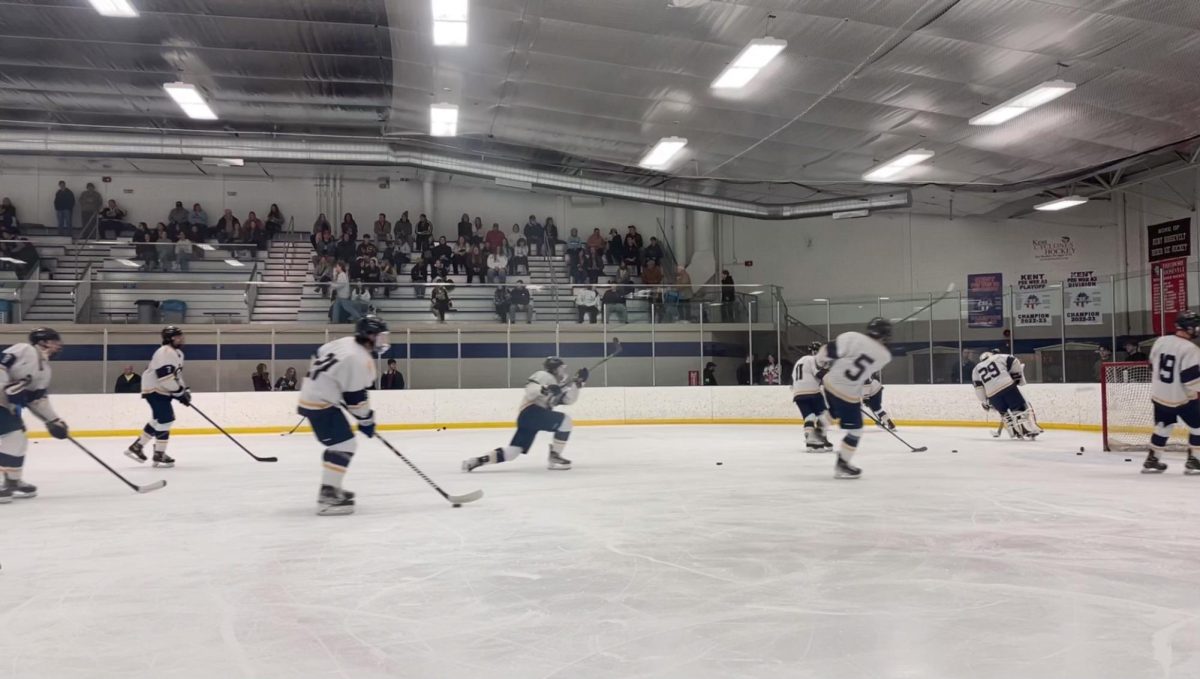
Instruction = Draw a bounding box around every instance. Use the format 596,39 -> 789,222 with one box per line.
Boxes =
1101,360 -> 1188,452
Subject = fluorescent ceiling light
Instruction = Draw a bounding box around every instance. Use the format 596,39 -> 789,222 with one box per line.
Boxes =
712,37 -> 786,90
116,258 -> 140,268
813,298 -> 828,302
430,104 -> 459,136
862,149 -> 934,182
969,79 -> 1075,126
639,136 -> 688,170
1034,195 -> 1088,211
89,0 -> 138,17
224,258 -> 245,267
163,82 -> 217,120
432,0 -> 468,45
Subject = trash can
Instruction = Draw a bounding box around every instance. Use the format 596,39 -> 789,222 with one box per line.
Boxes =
134,299 -> 160,324
0,299 -> 11,324
160,299 -> 187,324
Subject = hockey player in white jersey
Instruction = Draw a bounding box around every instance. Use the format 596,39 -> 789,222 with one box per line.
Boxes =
0,328 -> 70,503
298,316 -> 387,515
972,350 -> 1041,439
125,326 -> 188,468
818,317 -> 894,479
1142,310 -> 1200,474
792,341 -> 832,451
462,357 -> 586,472
862,373 -> 896,430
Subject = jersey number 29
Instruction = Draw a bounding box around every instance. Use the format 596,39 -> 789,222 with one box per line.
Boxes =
307,353 -> 340,380
978,362 -> 1002,382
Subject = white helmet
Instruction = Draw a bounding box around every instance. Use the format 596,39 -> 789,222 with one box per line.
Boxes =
979,351 -> 994,362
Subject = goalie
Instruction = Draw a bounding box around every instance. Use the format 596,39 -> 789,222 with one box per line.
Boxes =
972,350 -> 1042,439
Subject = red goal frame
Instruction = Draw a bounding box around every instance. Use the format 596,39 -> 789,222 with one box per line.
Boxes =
1100,361 -> 1151,452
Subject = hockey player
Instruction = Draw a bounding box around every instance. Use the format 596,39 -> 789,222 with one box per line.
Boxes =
0,328 -> 70,503
298,316 -> 388,515
792,341 -> 832,451
818,317 -> 894,479
463,357 -> 585,472
125,326 -> 189,468
862,373 -> 896,430
1142,310 -> 1200,474
972,350 -> 1042,439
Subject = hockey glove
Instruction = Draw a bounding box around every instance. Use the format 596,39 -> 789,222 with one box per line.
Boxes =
574,367 -> 589,385
176,389 -> 192,407
46,418 -> 69,440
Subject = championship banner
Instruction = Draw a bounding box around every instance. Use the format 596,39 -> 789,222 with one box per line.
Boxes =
1152,257 -> 1189,335
1065,270 -> 1103,325
1148,218 -> 1191,263
967,273 -> 1004,329
1015,273 -> 1053,327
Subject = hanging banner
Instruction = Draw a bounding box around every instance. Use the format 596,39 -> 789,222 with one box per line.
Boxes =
1031,236 -> 1077,261
967,273 -> 1004,329
1015,273 -> 1053,327
1147,218 -> 1191,263
1065,270 -> 1103,325
1152,257 -> 1189,335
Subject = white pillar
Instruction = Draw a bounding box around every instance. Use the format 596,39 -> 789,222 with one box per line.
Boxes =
672,206 -> 688,266
689,210 -> 717,297
422,176 -> 435,224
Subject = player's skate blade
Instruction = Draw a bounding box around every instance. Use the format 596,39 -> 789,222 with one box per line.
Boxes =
0,486 -> 10,504
152,453 -> 175,469
317,485 -> 355,516
1185,456 -> 1200,475
547,452 -> 572,470
1142,454 -> 1168,474
834,456 -> 861,479
4,478 -> 36,499
124,440 -> 147,463
461,456 -> 485,473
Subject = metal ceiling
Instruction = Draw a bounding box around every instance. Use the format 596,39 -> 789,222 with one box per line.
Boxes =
1,0 -> 1199,206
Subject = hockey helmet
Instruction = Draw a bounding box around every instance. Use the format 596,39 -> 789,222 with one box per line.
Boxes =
979,351 -> 993,362
543,356 -> 566,378
161,325 -> 184,346
355,315 -> 391,356
1176,309 -> 1200,336
866,317 -> 893,342
807,341 -> 823,355
29,327 -> 63,357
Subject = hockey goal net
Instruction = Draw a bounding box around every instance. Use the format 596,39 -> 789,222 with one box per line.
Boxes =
1102,361 -> 1187,452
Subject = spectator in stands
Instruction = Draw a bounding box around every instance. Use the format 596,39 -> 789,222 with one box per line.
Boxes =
313,212 -> 331,237
244,210 -> 264,239
431,277 -> 454,323
379,359 -> 405,390
574,284 -> 599,324
566,248 -> 582,284
54,180 -> 75,234
79,183 -> 103,232
313,229 -> 336,263
509,224 -> 522,254
184,204 -> 207,242
720,270 -> 736,322
494,285 -> 512,323
452,236 -> 469,276
566,228 -> 583,256
410,253 -> 429,299
374,213 -> 391,241
396,238 -> 412,265
952,349 -> 976,383
487,245 -> 508,284
0,198 -> 16,229
626,224 -> 644,255
601,280 -> 628,324
465,244 -> 485,284
114,365 -> 141,393
703,362 -> 718,386
457,213 -> 472,241
607,228 -> 623,265
737,354 -> 756,385
357,234 -> 378,260
510,237 -> 529,275
416,213 -> 433,252
583,246 -> 604,284
313,255 -> 334,294
510,281 -> 533,324
330,265 -> 369,323
472,217 -> 486,246
247,218 -> 268,251
132,222 -> 157,269
431,236 -> 453,270
335,232 -> 356,265
485,223 -> 506,253
274,367 -> 298,392
615,262 -> 633,286
341,213 -> 358,241
380,259 -> 397,298
157,223 -> 177,271
361,257 -> 382,299
1093,347 -> 1112,382
644,237 -> 664,266
251,364 -> 272,392
213,209 -> 239,243
175,234 -> 194,272
431,256 -> 449,283
265,203 -> 284,237
168,200 -> 188,227
99,198 -> 129,239
623,230 -> 642,275
642,259 -> 664,317
586,227 -> 605,254
396,210 -> 413,244
331,260 -> 349,301
524,215 -> 543,256
673,265 -> 693,322
762,355 -> 781,385
1123,339 -> 1148,362
545,217 -> 560,253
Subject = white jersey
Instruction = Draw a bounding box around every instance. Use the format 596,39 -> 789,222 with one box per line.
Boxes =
971,353 -> 1025,400
0,343 -> 59,421
299,337 -> 378,419
791,355 -> 824,396
863,373 -> 883,398
141,345 -> 187,396
819,331 -> 893,403
1149,334 -> 1200,407
522,370 -> 580,411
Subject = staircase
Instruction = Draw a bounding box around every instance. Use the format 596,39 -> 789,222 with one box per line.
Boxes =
26,244 -> 110,322
251,237 -> 308,323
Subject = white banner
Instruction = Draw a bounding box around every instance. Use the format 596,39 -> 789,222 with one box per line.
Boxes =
1015,273 -> 1053,327
1065,270 -> 1103,325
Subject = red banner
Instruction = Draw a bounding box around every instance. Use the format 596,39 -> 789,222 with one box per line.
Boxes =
1152,257 -> 1189,334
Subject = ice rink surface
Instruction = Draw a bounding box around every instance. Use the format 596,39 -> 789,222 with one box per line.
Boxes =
3,424 -> 1200,679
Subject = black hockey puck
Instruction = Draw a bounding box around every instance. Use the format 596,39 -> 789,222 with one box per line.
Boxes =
951,449 -> 957,453
716,462 -> 723,466
1125,458 -> 1132,462
452,503 -> 462,508
1079,446 -> 1085,452
1076,452 -> 1082,455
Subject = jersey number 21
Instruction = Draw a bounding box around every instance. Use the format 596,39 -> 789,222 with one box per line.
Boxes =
307,354 -> 339,380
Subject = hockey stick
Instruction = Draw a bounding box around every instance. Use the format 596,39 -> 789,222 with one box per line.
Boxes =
584,338 -> 623,373
374,434 -> 483,506
892,283 -> 957,325
187,404 -> 279,463
860,407 -> 928,452
65,436 -> 167,494
280,417 -> 305,436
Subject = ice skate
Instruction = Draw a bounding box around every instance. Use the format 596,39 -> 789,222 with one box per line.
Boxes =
805,430 -> 833,452
1142,452 -> 1168,474
0,483 -> 10,504
317,485 -> 355,516
124,439 -> 147,463
1186,454 -> 1200,476
152,452 -> 175,469
547,451 -> 572,470
462,455 -> 487,472
834,455 -> 861,479
4,477 -> 36,499
877,414 -> 896,431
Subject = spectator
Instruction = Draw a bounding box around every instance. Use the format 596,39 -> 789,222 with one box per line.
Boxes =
374,213 -> 391,240
466,244 -> 486,284
642,259 -> 664,287
737,354 -> 756,385
544,217 -> 560,253
626,224 -> 644,254
583,246 -> 604,284
175,234 -> 194,272
703,361 -> 718,386
431,236 -> 453,270
380,259 -> 397,298
54,180 -> 75,234
1123,339 -> 1148,362
952,349 -> 977,384
416,213 -> 433,252
331,261 -> 350,301
357,234 -> 378,260
615,262 -> 633,286
396,238 -> 412,265
487,246 -> 508,284
601,280 -> 628,323
606,228 -> 623,265
188,202 -> 208,231
361,257 -> 382,298
472,217 -> 486,246
672,265 -> 693,322
0,197 -> 16,229
485,223 -> 507,253
586,227 -> 605,253
566,228 -> 583,256
167,200 -> 188,227
274,367 -> 299,392
313,229 -> 336,262
509,223 -> 522,255
79,182 -> 103,232
380,359 -> 405,389
114,365 -> 142,393
132,222 -> 157,269
524,215 -> 543,256
396,210 -> 413,243
335,232 -> 357,265
247,218 -> 268,251
510,280 -> 534,324
762,354 -> 781,385
313,255 -> 334,294
163,219 -> 181,242
330,264 -> 369,323
644,237 -> 664,266
457,213 -> 472,241
251,364 -> 272,392
410,254 -> 429,299
720,270 -> 736,322
313,212 -> 332,237
98,199 -> 129,239
340,212 -> 358,241
213,209 -> 239,243
623,230 -> 642,275
431,278 -> 454,323
451,236 -> 469,276
494,285 -> 512,323
265,203 -> 285,237
1093,347 -> 1112,382
157,223 -> 177,271
574,284 -> 600,323
244,210 -> 264,238
566,248 -> 583,284
510,238 -> 529,275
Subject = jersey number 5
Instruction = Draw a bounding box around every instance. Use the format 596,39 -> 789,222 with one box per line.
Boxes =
307,353 -> 340,380
1159,354 -> 1177,383
844,355 -> 876,381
